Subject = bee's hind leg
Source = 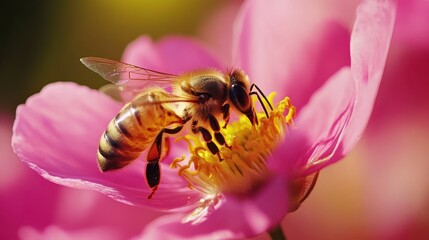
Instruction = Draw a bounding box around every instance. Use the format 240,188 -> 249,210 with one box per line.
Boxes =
146,125 -> 183,199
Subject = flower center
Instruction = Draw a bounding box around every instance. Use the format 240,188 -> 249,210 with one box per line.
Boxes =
171,93 -> 296,196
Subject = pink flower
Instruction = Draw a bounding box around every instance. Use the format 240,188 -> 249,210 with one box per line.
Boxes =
1,113 -> 162,239
12,0 -> 396,239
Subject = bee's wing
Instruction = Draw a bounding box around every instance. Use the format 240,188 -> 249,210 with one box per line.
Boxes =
81,57 -> 181,102
99,84 -> 199,105
131,90 -> 199,116
139,92 -> 199,105
98,84 -> 134,102
80,57 -> 178,86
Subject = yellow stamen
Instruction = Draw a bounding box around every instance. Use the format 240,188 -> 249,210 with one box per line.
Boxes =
171,93 -> 296,196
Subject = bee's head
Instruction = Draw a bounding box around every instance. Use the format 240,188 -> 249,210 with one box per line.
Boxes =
228,70 -> 258,125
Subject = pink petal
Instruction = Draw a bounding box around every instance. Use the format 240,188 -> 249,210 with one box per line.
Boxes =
1,114 -> 61,239
342,0 -> 396,154
135,176 -> 289,239
12,82 -> 203,210
369,0 -> 429,129
268,67 -> 356,175
19,226 -> 121,240
3,112 -> 164,239
269,0 -> 396,175
233,0 -> 351,109
122,36 -> 222,74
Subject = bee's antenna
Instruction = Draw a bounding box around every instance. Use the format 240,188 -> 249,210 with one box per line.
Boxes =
249,83 -> 273,118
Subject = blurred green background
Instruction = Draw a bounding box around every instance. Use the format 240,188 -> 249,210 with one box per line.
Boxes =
0,0 -> 227,113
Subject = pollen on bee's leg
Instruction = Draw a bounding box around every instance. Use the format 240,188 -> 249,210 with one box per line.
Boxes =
171,92 -> 296,196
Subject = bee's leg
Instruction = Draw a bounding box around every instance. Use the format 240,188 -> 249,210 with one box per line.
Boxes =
221,104 -> 230,129
145,162 -> 160,200
207,114 -> 230,149
162,137 -> 170,159
146,125 -> 183,199
192,120 -> 223,161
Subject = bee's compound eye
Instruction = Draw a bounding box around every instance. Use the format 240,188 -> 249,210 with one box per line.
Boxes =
230,84 -> 250,113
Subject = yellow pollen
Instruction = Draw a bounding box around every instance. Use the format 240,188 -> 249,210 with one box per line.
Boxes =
171,93 -> 296,195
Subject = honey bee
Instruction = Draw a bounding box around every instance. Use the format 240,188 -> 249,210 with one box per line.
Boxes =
80,57 -> 272,199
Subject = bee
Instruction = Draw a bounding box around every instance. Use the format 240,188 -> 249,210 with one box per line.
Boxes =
80,57 -> 272,199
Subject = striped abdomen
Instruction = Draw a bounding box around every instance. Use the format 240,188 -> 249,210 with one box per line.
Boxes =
97,91 -> 183,171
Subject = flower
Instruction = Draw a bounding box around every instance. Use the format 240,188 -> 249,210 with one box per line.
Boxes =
1,113 -> 163,239
12,0 -> 396,239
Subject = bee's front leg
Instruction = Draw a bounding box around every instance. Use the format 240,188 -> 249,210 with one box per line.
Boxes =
221,104 -> 230,129
191,120 -> 223,161
207,114 -> 230,149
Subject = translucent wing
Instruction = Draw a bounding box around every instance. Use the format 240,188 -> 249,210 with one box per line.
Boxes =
99,84 -> 132,103
80,57 -> 178,86
135,90 -> 199,106
99,84 -> 199,106
81,57 -> 181,102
